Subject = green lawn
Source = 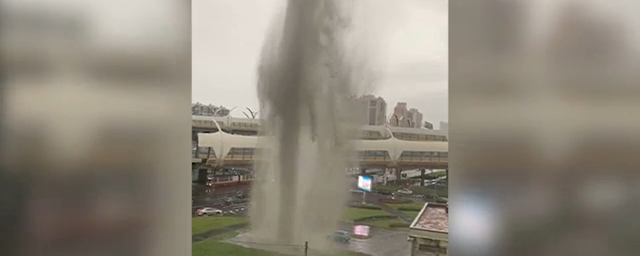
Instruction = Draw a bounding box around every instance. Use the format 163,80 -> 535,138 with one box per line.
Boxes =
341,207 -> 390,221
192,216 -> 248,234
428,170 -> 447,178
386,202 -> 424,211
401,211 -> 419,220
193,232 -> 370,256
359,217 -> 409,229
384,202 -> 423,221
193,237 -> 285,256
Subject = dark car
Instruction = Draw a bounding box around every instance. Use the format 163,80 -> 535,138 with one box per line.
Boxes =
330,230 -> 351,243
373,188 -> 392,195
235,191 -> 247,199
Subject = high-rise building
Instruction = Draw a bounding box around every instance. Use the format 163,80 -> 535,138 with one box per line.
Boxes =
355,95 -> 387,126
390,103 -> 422,128
393,102 -> 408,117
390,102 -> 408,127
440,121 -> 448,138
407,108 -> 423,128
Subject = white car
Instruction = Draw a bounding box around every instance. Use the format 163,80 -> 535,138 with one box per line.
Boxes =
197,207 -> 223,216
396,188 -> 413,195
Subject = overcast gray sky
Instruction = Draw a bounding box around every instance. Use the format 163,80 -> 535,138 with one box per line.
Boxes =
193,0 -> 448,126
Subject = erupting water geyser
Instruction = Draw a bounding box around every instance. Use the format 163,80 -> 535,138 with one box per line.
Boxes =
247,0 -> 370,253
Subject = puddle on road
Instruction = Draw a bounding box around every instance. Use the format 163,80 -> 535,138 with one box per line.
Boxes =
225,226 -> 410,256
346,227 -> 411,256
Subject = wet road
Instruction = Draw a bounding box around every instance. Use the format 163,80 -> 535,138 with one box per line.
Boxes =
213,189 -> 413,256
193,184 -> 250,206
342,228 -> 410,256
348,190 -> 424,205
226,224 -> 411,256
333,222 -> 410,256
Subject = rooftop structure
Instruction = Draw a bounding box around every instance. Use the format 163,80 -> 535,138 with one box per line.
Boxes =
408,203 -> 448,255
411,203 -> 448,233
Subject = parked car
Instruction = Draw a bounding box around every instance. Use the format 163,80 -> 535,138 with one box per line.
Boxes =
350,189 -> 364,194
330,230 -> 351,243
196,207 -> 222,216
397,188 -> 413,195
372,188 -> 392,195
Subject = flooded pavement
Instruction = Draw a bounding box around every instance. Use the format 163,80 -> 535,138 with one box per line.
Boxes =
225,225 -> 411,256
341,228 -> 410,256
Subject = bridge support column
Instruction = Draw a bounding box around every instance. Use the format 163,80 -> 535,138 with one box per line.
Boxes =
196,168 -> 208,185
383,168 -> 388,185
191,167 -> 198,183
395,168 -> 402,184
420,169 -> 426,187
445,169 -> 449,185
360,167 -> 367,175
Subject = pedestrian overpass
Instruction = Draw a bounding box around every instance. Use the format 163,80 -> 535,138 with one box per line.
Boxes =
195,132 -> 448,169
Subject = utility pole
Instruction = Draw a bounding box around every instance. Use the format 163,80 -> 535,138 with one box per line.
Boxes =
362,190 -> 367,204
304,241 -> 308,256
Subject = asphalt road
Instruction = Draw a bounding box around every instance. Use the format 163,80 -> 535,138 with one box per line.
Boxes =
348,190 -> 424,205
193,184 -> 249,206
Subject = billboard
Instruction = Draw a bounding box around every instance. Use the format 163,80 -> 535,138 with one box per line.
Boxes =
353,224 -> 370,237
357,175 -> 372,192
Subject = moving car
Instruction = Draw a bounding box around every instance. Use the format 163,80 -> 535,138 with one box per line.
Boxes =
330,230 -> 351,243
235,191 -> 248,199
196,207 -> 223,216
223,197 -> 234,206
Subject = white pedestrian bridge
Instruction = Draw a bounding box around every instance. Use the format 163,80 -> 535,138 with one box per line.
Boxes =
196,132 -> 448,169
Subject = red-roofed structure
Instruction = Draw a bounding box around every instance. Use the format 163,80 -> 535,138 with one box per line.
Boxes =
408,203 -> 448,255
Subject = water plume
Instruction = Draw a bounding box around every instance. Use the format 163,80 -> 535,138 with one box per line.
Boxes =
248,0 -> 368,252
